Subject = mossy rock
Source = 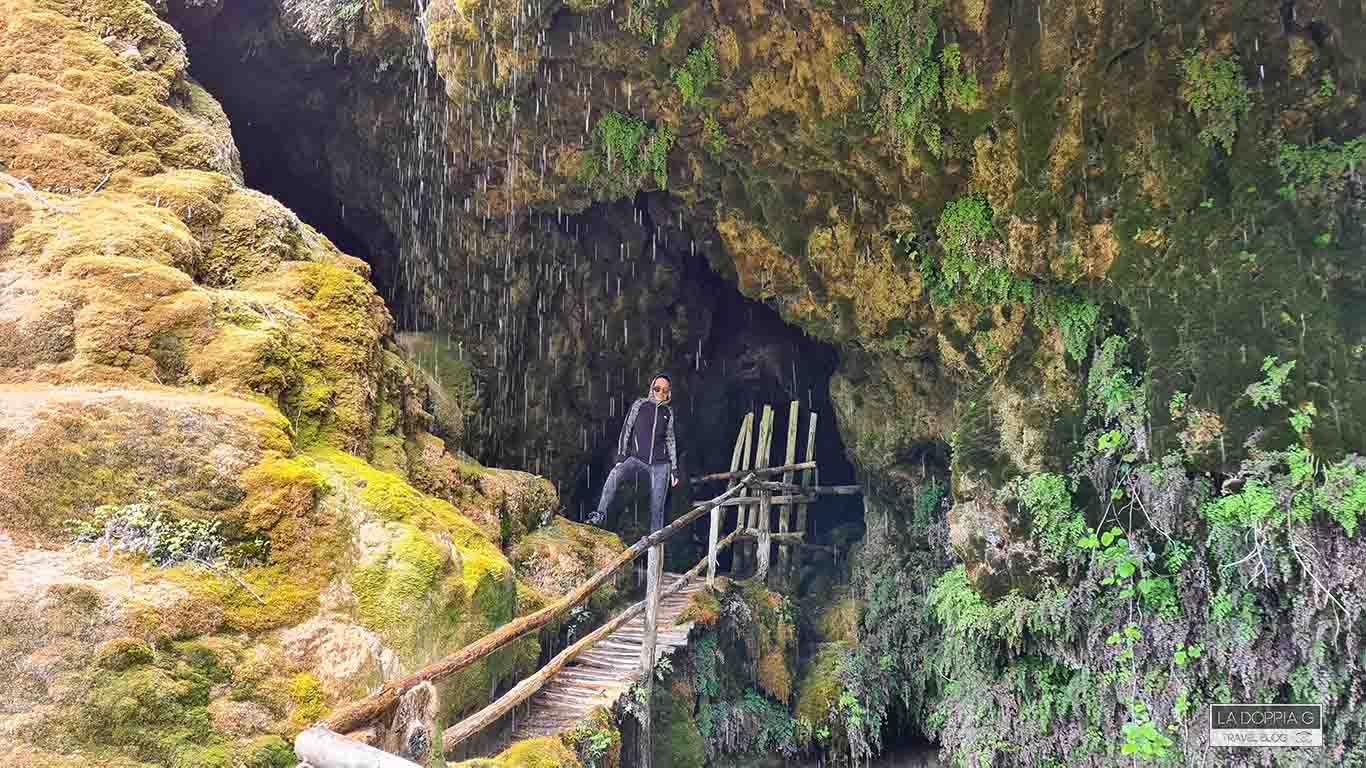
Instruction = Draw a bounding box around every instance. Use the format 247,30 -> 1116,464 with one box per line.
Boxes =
511,517 -> 624,611
677,586 -> 721,627
450,736 -> 583,768
92,637 -> 156,671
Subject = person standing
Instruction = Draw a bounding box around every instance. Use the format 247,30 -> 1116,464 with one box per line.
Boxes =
589,374 -> 679,532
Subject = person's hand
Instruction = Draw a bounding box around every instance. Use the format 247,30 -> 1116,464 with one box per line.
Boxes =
671,476 -> 679,488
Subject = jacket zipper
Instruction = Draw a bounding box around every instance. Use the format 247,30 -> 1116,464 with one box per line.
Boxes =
647,402 -> 658,464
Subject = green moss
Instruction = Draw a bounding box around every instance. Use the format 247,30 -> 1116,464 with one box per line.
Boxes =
794,642 -> 848,730
351,526 -> 453,649
93,637 -> 156,670
171,736 -> 295,768
260,261 -> 386,452
61,660 -> 216,765
306,446 -> 520,719
653,683 -> 704,768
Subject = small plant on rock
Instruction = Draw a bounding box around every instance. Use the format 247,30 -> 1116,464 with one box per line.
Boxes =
674,37 -> 720,108
1179,49 -> 1252,153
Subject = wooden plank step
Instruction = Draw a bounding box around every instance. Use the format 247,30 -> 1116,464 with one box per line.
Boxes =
555,676 -> 629,690
578,649 -> 639,662
535,693 -> 605,709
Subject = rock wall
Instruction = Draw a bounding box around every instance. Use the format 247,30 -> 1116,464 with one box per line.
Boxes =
164,0 -> 1363,592
0,1 -> 623,765
3,0 -> 1365,764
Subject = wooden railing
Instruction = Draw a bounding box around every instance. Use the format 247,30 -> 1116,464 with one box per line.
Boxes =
316,473 -> 765,737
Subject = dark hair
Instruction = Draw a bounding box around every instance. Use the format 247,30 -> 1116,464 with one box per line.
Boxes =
652,373 -> 672,386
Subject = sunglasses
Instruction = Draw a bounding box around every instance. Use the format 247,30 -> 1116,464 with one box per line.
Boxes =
651,384 -> 669,393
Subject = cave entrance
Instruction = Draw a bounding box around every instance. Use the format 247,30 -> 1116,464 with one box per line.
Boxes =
167,2 -> 861,556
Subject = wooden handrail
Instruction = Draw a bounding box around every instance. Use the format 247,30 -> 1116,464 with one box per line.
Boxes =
748,481 -> 863,495
687,461 -> 816,484
442,526 -> 745,752
717,494 -> 816,507
319,474 -> 756,736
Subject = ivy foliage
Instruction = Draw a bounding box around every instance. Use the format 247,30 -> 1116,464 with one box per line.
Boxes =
1179,49 -> 1252,153
1274,134 -> 1366,201
919,194 -> 1030,305
674,37 -> 719,108
833,334 -> 1366,766
856,0 -> 977,157
578,112 -> 674,199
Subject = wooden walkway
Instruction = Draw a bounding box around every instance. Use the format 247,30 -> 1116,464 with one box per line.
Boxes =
509,573 -> 704,740
297,400 -> 861,768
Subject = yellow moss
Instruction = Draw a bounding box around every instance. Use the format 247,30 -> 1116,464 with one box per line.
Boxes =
286,672 -> 329,730
734,580 -> 796,704
269,261 -> 387,451
716,215 -> 808,303
158,452 -> 333,634
806,211 -> 918,340
310,446 -> 516,681
0,0 -> 236,193
450,736 -> 582,768
8,193 -> 201,276
678,587 -> 720,627
128,170 -> 234,230
794,642 -> 849,725
815,593 -> 860,643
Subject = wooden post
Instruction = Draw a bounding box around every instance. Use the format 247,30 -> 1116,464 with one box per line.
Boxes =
753,405 -> 774,579
637,542 -> 663,768
733,412 -> 756,571
793,413 -> 817,582
776,401 -> 799,580
711,413 -> 750,586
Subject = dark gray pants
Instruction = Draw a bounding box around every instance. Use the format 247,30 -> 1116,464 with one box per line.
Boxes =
595,457 -> 670,532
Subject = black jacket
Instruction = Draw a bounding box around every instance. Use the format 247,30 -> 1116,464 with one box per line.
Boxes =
616,396 -> 678,471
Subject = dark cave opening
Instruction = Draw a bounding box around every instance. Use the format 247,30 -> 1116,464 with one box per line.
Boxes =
169,1 -> 864,563
171,0 -> 411,313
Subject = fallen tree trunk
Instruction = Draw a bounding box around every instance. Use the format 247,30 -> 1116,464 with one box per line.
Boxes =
295,726 -> 423,768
